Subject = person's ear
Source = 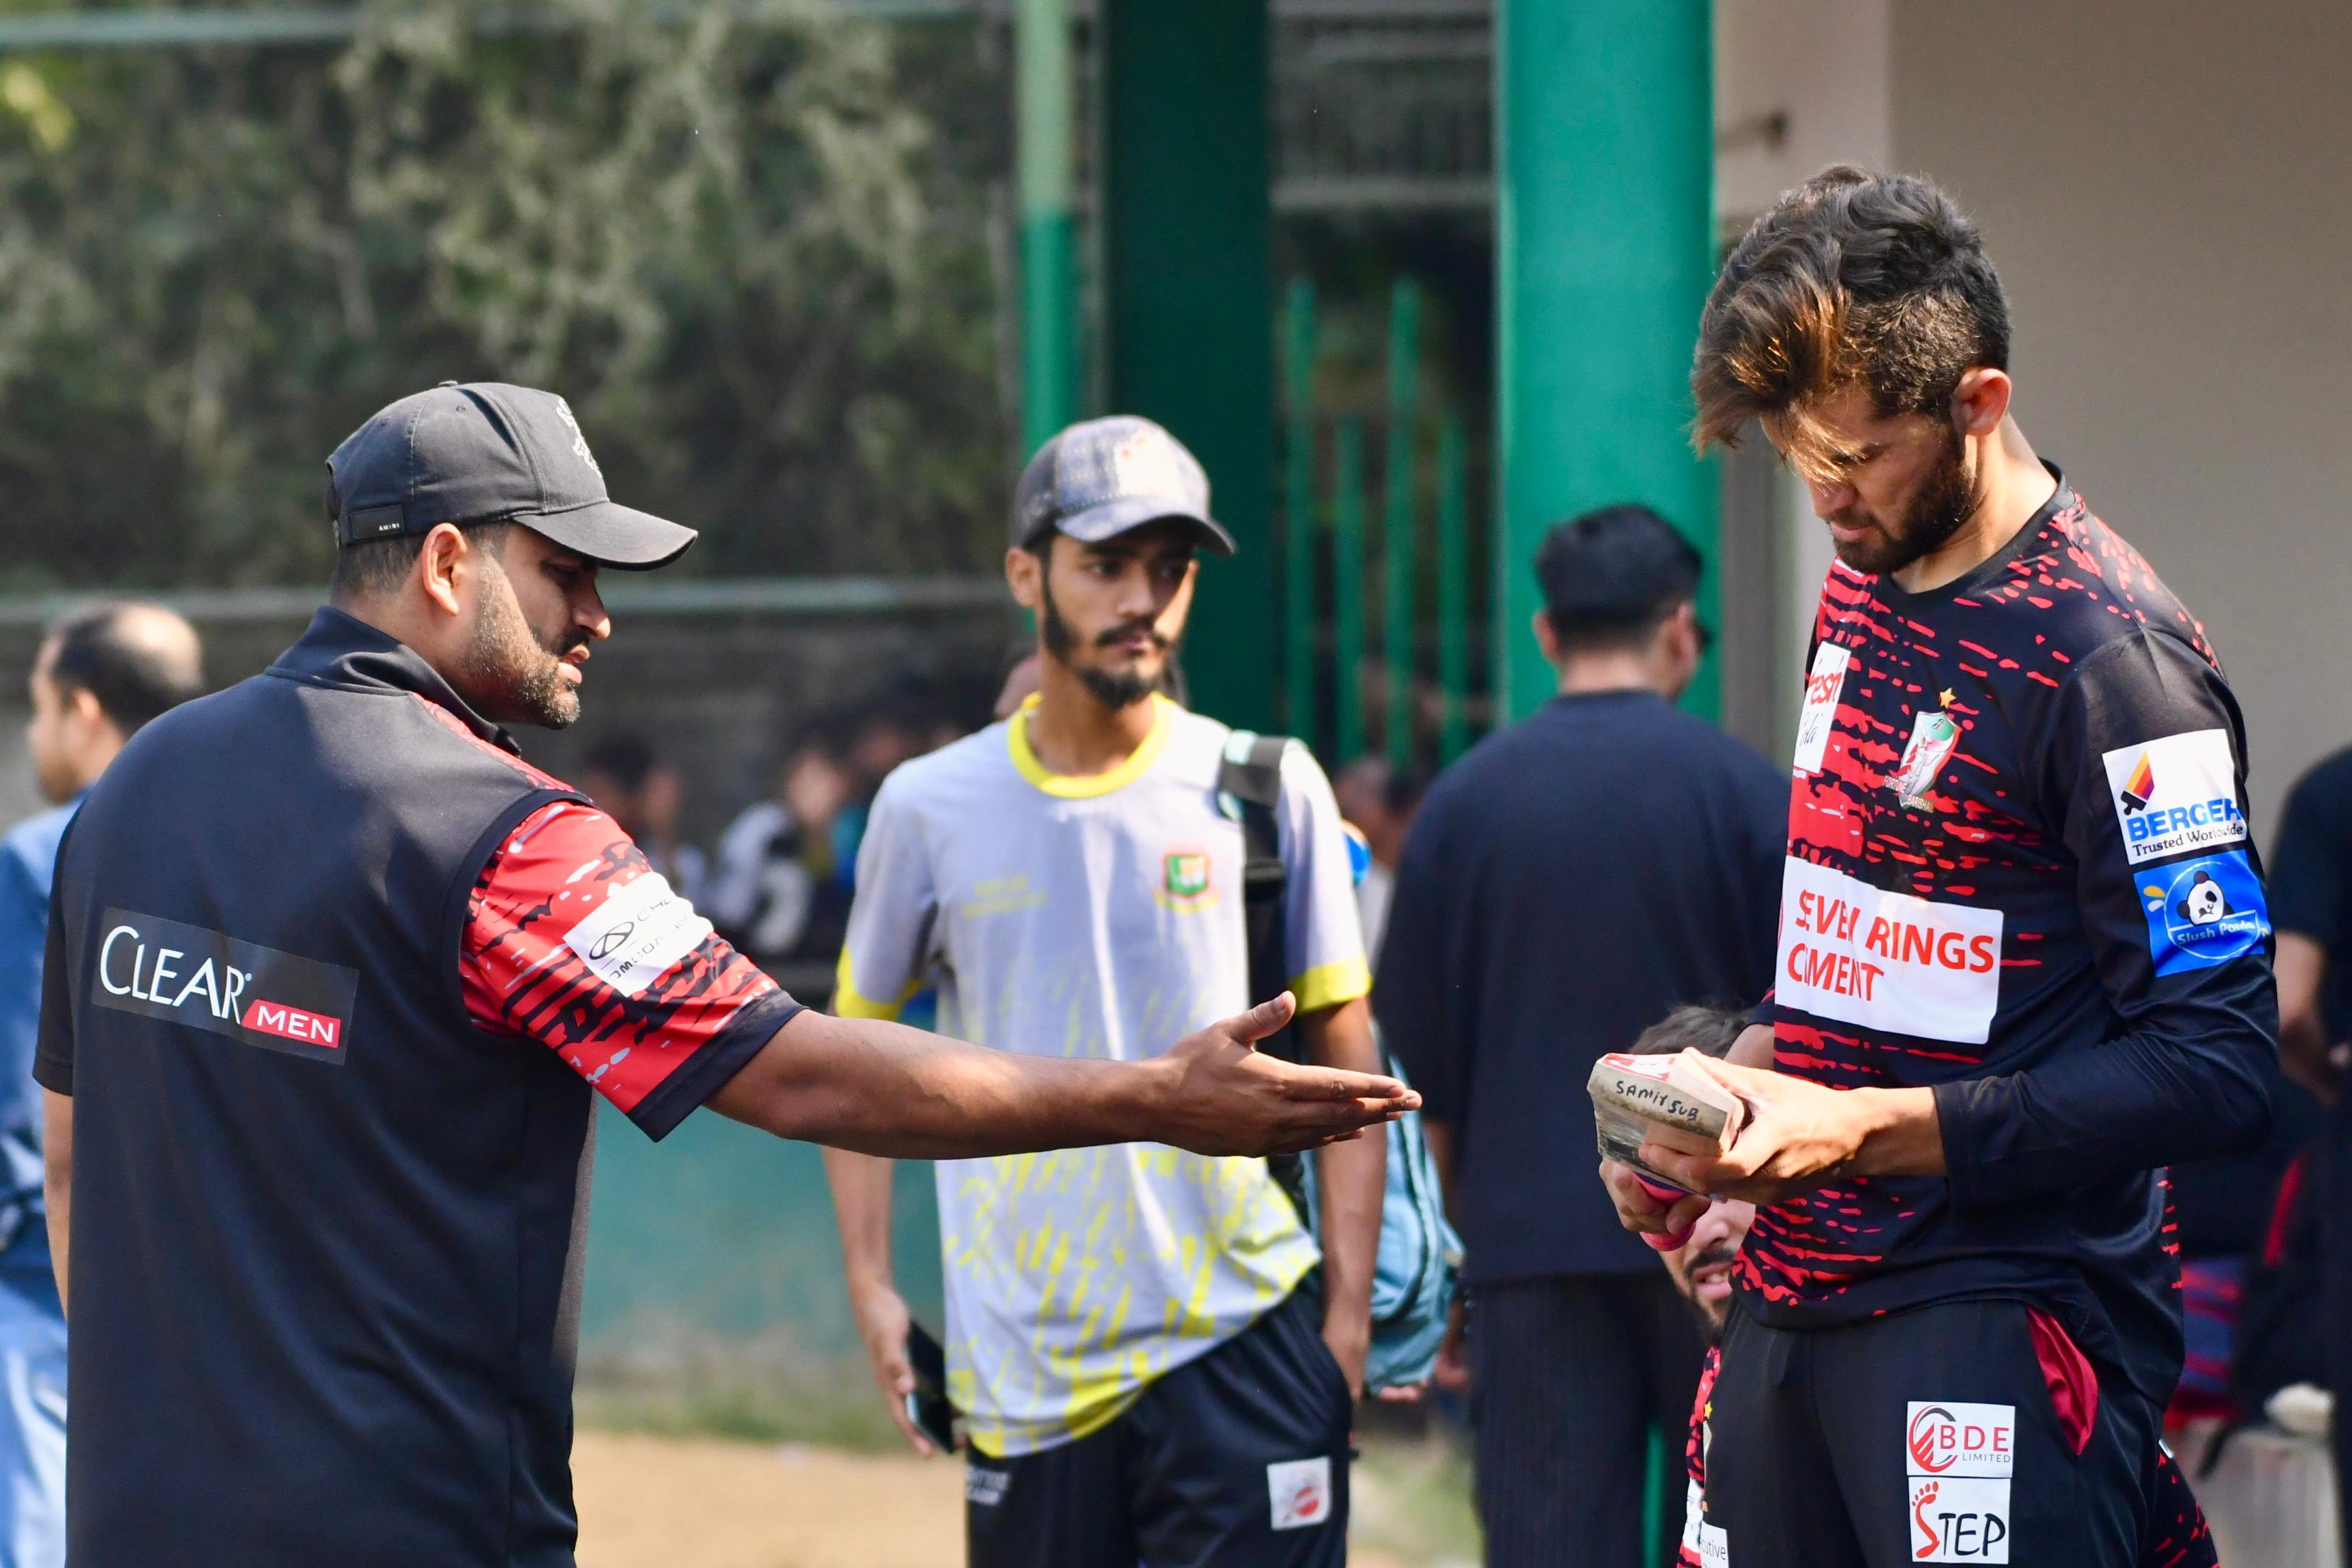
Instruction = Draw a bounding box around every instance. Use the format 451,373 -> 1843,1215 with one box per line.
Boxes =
417,523 -> 472,618
61,684 -> 108,738
1531,610 -> 1562,667
1005,546 -> 1043,613
1952,366 -> 2012,441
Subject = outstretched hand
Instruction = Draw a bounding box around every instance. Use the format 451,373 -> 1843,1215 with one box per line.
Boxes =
1155,992 -> 1418,1156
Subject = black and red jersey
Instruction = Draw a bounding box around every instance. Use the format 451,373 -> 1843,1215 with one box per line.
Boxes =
1742,472 -> 2276,1404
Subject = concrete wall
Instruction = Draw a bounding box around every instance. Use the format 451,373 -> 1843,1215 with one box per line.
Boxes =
1890,1 -> 2352,833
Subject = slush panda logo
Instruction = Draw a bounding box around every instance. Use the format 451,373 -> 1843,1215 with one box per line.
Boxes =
2175,870 -> 2230,925
2143,851 -> 2269,976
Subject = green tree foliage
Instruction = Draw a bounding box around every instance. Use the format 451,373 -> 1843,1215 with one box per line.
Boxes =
0,2 -> 1010,592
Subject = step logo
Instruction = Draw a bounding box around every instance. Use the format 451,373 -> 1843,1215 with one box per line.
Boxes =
93,908 -> 357,1066
1905,1402 -> 2012,1562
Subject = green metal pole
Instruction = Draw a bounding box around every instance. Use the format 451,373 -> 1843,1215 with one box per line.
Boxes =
1436,415 -> 1470,764
1382,279 -> 1421,772
1015,0 -> 1076,454
1494,0 -> 1716,721
1102,0 -> 1275,733
1333,418 -> 1367,764
1283,279 -> 1319,744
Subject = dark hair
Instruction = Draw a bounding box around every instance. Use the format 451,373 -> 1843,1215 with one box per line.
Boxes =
324,474 -> 512,600
581,735 -> 657,794
1630,1004 -> 1748,1061
1533,504 -> 1701,651
41,603 -> 204,735
1692,166 -> 2010,473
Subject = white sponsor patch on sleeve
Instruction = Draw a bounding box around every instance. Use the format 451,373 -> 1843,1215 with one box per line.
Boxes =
1905,1401 -> 2014,1562
1267,1456 -> 1333,1530
1792,641 -> 1853,775
1776,859 -> 2004,1044
2101,728 -> 2246,866
561,871 -> 711,997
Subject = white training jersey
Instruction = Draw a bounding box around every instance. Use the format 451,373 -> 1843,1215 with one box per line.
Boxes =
835,695 -> 1369,1457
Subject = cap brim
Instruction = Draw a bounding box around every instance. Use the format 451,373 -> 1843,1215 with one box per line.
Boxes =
1054,496 -> 1237,558
522,498 -> 699,571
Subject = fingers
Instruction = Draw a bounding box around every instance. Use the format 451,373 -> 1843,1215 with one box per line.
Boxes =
874,1361 -> 933,1458
1221,991 -> 1298,1047
1276,1064 -> 1417,1105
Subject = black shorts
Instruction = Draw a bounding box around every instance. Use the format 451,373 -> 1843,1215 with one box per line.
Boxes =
963,1287 -> 1352,1568
1702,1298 -> 2160,1566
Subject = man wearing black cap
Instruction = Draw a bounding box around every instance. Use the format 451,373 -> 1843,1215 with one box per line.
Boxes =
1374,504 -> 1786,1568
34,385 -> 1413,1568
826,415 -> 1385,1567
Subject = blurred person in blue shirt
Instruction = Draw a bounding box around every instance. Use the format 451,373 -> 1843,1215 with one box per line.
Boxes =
1,603 -> 200,1568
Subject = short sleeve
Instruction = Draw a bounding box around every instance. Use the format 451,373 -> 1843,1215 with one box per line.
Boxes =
1275,744 -> 1371,1014
461,801 -> 800,1141
2269,754 -> 2352,945
832,772 -> 938,1020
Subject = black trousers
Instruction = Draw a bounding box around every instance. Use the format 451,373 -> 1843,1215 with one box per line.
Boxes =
1469,1273 -> 1708,1568
963,1287 -> 1352,1568
1706,1299 -> 2157,1567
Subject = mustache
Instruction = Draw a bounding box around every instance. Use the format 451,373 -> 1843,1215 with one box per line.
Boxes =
1095,620 -> 1170,652
1686,1240 -> 1739,1272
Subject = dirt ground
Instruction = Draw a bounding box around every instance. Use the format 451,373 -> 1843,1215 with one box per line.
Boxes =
574,1429 -> 1440,1568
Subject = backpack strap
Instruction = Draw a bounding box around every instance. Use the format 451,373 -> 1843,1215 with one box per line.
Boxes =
1218,732 -> 1315,1225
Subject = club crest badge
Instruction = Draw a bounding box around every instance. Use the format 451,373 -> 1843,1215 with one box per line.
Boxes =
1889,695 -> 1962,811
1159,848 -> 1216,912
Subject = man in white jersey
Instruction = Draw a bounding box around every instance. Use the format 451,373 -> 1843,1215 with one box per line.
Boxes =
826,415 -> 1383,1567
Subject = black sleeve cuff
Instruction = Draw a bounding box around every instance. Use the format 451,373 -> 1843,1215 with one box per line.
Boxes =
628,987 -> 804,1142
31,1053 -> 70,1098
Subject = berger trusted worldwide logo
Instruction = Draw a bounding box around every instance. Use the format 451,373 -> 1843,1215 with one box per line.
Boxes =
90,908 -> 358,1065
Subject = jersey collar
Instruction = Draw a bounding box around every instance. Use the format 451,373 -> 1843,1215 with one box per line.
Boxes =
1007,692 -> 1175,799
268,606 -> 523,756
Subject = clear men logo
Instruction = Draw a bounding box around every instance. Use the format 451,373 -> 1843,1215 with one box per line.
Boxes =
2100,729 -> 2244,865
1904,1401 -> 2012,1562
90,908 -> 358,1066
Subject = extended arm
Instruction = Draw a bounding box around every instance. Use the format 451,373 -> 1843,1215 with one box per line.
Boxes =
709,993 -> 1413,1159
42,1089 -> 68,1317
824,1146 -> 936,1453
1301,997 -> 1384,1398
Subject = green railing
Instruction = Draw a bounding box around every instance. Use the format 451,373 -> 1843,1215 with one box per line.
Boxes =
1280,274 -> 1484,772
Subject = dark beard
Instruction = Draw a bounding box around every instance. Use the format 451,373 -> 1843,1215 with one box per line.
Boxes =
462,561 -> 583,729
1678,1242 -> 1740,1345
1040,573 -> 1167,711
1833,429 -> 1981,576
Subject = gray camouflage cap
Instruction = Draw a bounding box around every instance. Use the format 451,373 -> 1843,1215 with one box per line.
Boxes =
1010,415 -> 1235,557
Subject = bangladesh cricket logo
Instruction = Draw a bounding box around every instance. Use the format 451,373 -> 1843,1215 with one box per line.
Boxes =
1159,848 -> 1216,912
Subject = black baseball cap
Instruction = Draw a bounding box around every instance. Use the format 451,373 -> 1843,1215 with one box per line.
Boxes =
1012,415 -> 1236,557
326,382 -> 696,569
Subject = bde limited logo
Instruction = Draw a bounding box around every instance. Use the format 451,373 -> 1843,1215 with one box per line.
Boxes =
1904,1402 -> 2013,1563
